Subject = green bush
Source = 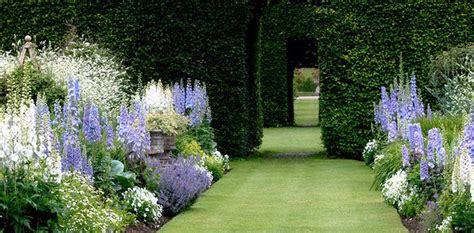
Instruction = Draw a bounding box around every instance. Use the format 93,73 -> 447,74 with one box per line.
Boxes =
258,2 -> 473,158
2,63 -> 65,109
0,164 -> 60,232
426,44 -> 474,115
372,140 -> 403,190
0,1 -> 259,157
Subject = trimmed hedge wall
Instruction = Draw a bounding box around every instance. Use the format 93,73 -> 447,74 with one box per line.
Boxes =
0,1 -> 261,157
258,2 -> 473,158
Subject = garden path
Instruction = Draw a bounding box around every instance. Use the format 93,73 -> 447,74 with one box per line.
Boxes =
160,99 -> 405,232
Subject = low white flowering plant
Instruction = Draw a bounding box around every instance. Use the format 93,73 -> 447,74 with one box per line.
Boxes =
382,169 -> 411,207
362,139 -> 380,166
122,187 -> 163,224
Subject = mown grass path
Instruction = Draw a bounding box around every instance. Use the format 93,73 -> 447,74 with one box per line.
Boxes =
161,126 -> 406,232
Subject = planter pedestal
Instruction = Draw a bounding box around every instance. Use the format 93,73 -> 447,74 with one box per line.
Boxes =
149,131 -> 176,166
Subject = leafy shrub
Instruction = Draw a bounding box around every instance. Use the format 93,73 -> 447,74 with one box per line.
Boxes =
372,141 -> 403,190
54,173 -> 134,232
0,164 -> 60,232
3,63 -> 65,109
203,155 -> 225,181
180,122 -> 217,154
449,191 -> 474,231
122,187 -> 163,223
426,44 -> 474,115
158,157 -> 212,216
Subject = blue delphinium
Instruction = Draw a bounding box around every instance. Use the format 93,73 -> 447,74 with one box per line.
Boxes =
408,123 -> 423,153
35,96 -> 53,157
427,104 -> 432,120
427,128 -> 444,168
463,109 -> 474,161
102,115 -> 114,150
173,82 -> 186,115
52,100 -> 63,127
387,121 -> 398,143
380,86 -> 390,131
117,101 -> 150,160
402,145 -> 410,168
83,103 -> 101,143
389,87 -> 398,121
420,158 -> 429,181
185,79 -> 194,110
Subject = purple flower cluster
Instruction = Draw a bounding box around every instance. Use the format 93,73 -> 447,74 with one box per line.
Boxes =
420,158 -> 429,181
374,75 -> 426,142
158,157 -> 212,216
117,101 -> 150,160
35,96 -> 53,157
60,79 -> 93,180
102,115 -> 114,150
173,79 -> 212,127
427,128 -> 445,168
463,110 -> 474,162
83,103 -> 101,143
402,145 -> 410,167
408,123 -> 424,160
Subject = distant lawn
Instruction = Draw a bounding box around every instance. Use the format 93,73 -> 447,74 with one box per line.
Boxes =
258,127 -> 323,155
296,91 -> 315,96
294,98 -> 319,126
160,156 -> 406,233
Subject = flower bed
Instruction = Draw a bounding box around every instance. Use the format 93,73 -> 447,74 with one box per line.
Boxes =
366,74 -> 474,231
0,38 -> 229,231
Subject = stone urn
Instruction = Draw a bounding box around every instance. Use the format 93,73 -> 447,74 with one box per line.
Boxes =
149,131 -> 177,164
149,130 -> 165,156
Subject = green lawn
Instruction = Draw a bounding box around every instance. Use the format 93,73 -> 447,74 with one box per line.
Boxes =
160,127 -> 406,232
259,127 -> 323,154
160,157 -> 406,232
294,99 -> 319,126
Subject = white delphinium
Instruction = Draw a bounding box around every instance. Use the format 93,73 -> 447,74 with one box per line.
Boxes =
0,101 -> 37,167
452,148 -> 472,194
0,51 -> 17,76
436,216 -> 452,232
122,187 -> 163,223
37,44 -> 127,112
382,170 -> 410,207
142,80 -> 173,114
212,150 -> 230,171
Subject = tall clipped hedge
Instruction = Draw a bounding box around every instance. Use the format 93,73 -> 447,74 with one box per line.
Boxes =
0,1 -> 261,157
258,2 -> 473,158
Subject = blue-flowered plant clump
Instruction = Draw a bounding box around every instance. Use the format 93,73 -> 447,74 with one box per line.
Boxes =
83,103 -> 102,143
172,79 -> 212,127
172,82 -> 186,115
57,79 -> 93,180
374,75 -> 426,142
117,100 -> 150,160
35,96 -> 53,158
157,156 -> 212,216
426,128 -> 445,168
402,145 -> 410,168
102,115 -> 114,150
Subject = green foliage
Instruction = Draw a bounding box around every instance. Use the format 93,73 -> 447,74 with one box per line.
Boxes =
176,123 -> 217,155
4,63 -> 65,110
416,115 -> 464,148
398,192 -> 426,218
293,68 -> 316,92
110,160 -> 137,193
426,44 -> 474,115
54,173 -> 135,232
258,2 -> 473,158
0,1 -> 258,157
146,111 -> 189,136
372,140 -> 403,190
203,156 -> 225,181
0,164 -> 60,232
449,191 -> 474,231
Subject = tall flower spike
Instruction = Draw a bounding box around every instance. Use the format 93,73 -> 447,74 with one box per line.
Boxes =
413,130 -> 424,161
427,104 -> 432,120
427,128 -> 441,168
83,103 -> 101,143
420,158 -> 429,181
185,79 -> 194,110
402,144 -> 410,168
387,120 -> 397,143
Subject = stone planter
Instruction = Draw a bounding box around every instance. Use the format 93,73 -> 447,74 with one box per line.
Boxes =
164,135 -> 176,151
149,130 -> 165,155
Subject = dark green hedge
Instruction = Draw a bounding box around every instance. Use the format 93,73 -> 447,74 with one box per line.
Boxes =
258,2 -> 473,158
0,1 -> 261,157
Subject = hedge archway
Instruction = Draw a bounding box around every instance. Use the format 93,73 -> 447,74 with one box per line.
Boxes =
258,2 -> 473,158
